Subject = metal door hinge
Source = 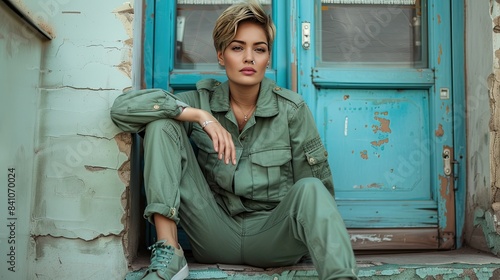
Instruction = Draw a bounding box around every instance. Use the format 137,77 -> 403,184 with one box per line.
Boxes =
302,22 -> 310,50
443,148 -> 460,189
443,148 -> 452,176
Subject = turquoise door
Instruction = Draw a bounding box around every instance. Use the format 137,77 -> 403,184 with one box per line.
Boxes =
296,0 -> 461,250
143,0 -> 464,251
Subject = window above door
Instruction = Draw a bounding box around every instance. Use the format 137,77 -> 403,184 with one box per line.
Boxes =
317,0 -> 428,68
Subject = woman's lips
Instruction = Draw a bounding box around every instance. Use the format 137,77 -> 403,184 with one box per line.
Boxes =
240,67 -> 256,75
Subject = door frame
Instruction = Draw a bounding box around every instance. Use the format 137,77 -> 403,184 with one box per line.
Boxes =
293,0 -> 465,250
140,0 -> 466,250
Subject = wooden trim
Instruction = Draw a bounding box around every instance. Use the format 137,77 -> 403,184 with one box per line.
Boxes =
349,228 -> 438,250
2,0 -> 53,40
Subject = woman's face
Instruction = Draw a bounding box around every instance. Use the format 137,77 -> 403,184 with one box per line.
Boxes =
217,21 -> 270,89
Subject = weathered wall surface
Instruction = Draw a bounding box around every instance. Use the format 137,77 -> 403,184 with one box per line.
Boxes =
16,0 -> 135,279
0,3 -> 44,279
466,0 -> 500,256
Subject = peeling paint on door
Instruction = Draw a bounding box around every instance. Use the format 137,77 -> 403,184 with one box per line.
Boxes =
350,234 -> 394,243
435,124 -> 444,137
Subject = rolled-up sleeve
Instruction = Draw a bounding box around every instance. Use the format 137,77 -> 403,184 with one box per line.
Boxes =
110,88 -> 188,133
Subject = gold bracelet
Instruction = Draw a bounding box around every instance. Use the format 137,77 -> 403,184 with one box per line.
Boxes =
201,120 -> 216,129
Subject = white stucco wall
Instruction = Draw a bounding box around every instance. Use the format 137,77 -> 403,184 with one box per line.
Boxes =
0,3 -> 43,279
464,0 -> 500,255
4,0 -> 136,279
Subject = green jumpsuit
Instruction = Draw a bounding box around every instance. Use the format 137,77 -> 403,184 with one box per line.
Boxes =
110,78 -> 358,279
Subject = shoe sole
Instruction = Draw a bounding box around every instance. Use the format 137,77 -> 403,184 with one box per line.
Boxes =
172,264 -> 189,280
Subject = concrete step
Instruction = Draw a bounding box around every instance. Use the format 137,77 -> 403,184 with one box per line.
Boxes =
125,247 -> 500,280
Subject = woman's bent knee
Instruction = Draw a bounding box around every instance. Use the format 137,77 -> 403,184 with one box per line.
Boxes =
291,177 -> 330,197
145,119 -> 180,134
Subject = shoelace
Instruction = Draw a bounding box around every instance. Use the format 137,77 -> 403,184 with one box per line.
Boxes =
148,243 -> 175,270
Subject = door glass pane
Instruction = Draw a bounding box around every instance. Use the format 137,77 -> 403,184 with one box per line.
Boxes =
318,0 -> 427,68
176,0 -> 272,70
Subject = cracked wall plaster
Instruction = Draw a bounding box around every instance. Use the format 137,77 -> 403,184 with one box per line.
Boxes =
32,0 -> 133,250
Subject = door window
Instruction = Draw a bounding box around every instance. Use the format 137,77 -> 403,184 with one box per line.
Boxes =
175,0 -> 272,70
318,0 -> 427,67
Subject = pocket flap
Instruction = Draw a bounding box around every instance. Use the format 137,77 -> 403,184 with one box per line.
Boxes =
305,147 -> 328,166
251,148 -> 292,167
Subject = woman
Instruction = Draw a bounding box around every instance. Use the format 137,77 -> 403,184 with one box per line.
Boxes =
111,1 -> 358,279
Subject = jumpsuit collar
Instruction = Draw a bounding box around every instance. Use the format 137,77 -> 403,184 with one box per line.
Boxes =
209,77 -> 280,118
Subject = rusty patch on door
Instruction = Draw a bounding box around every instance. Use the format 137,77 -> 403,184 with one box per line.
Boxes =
371,138 -> 389,147
360,150 -> 368,160
435,124 -> 444,137
373,117 -> 392,133
438,44 -> 443,65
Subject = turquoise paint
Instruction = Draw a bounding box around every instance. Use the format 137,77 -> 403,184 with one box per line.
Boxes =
126,263 -> 500,280
188,269 -> 228,279
318,89 -> 431,201
312,68 -> 434,89
271,0 -> 289,87
295,0 -> 316,112
297,0 -> 454,232
153,0 -> 175,89
339,201 -> 437,227
475,210 -> 500,256
416,267 -> 465,278
427,0 -> 455,236
450,0 -> 466,249
143,0 -> 155,88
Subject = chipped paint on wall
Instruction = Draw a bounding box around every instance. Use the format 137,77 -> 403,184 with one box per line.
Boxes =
114,2 -> 134,79
464,0 -> 499,255
471,0 -> 500,256
20,0 -> 135,278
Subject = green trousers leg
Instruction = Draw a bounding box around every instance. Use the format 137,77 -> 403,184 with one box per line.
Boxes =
142,119 -> 358,280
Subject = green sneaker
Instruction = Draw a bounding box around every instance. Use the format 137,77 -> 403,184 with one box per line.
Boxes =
142,240 -> 189,280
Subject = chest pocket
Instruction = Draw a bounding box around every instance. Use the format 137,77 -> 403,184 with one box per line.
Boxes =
250,148 -> 292,200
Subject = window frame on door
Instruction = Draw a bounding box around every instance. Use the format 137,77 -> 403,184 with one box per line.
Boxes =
143,0 -> 291,91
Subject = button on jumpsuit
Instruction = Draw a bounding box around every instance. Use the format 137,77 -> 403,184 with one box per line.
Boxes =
110,77 -> 358,279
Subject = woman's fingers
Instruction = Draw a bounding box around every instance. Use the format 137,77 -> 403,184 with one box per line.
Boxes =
222,130 -> 236,165
203,122 -> 236,165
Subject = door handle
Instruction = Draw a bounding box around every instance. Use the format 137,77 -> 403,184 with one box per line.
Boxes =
443,148 -> 452,176
302,22 -> 310,50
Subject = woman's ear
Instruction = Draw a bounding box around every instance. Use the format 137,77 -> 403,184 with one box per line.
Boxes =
217,51 -> 224,66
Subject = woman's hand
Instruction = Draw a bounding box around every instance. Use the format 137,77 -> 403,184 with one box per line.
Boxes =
201,117 -> 236,165
176,107 -> 236,165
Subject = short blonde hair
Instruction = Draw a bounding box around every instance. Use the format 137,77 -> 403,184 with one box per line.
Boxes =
212,0 -> 276,53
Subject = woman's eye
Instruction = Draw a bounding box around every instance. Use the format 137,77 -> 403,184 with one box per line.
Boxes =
255,48 -> 267,53
232,46 -> 243,51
